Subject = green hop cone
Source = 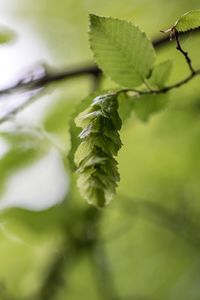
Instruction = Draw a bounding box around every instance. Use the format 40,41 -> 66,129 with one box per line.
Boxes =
74,93 -> 122,207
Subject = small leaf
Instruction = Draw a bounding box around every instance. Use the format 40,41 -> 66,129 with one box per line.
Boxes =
149,60 -> 173,88
174,10 -> 200,32
133,94 -> 169,122
89,14 -> 156,88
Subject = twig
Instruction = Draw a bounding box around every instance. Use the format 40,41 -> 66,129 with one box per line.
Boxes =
119,68 -> 200,96
174,29 -> 195,75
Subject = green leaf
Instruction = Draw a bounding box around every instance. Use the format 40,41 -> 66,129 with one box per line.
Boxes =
133,94 -> 169,122
74,93 -> 122,207
89,14 -> 156,88
117,93 -> 135,123
149,60 -> 173,89
174,10 -> 200,32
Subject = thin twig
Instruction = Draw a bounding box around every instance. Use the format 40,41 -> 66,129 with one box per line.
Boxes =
174,29 -> 195,75
120,68 -> 200,96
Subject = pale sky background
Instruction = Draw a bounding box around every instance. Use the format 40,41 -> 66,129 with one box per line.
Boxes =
0,0 -> 69,210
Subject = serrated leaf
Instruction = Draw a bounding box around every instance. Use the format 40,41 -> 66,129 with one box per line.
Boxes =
149,60 -> 173,89
89,14 -> 156,88
133,94 -> 169,122
174,10 -> 200,32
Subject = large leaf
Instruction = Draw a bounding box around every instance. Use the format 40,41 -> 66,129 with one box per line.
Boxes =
89,14 -> 156,88
174,10 -> 200,32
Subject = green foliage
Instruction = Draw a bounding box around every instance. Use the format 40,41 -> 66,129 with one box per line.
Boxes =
1,2 -> 200,300
74,93 -> 122,207
132,94 -> 169,122
118,93 -> 134,123
89,14 -> 156,88
149,60 -> 173,89
73,15 -> 175,206
174,10 -> 200,32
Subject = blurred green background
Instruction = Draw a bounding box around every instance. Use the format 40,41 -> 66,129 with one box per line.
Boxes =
0,0 -> 200,299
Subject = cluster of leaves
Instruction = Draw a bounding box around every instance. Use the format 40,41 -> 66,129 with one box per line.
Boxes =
74,93 -> 122,207
0,10 -> 199,209
72,14 -> 174,206
72,10 -> 200,206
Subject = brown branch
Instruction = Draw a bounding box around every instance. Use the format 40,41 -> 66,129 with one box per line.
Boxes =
0,64 -> 101,97
0,29 -> 199,98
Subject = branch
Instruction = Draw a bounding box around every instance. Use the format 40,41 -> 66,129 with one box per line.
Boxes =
0,29 -> 199,98
120,68 -> 200,96
174,29 -> 195,75
0,64 -> 101,97
0,29 -> 199,125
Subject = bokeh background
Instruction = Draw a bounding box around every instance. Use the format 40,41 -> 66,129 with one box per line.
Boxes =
0,1 -> 200,299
